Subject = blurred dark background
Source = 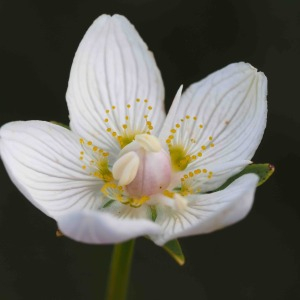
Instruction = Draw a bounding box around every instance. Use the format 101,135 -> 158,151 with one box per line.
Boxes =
0,0 -> 299,299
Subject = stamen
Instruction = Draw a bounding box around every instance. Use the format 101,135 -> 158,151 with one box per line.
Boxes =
102,99 -> 157,149
78,138 -> 113,182
101,183 -> 149,207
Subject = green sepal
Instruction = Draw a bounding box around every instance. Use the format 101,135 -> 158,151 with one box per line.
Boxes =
50,121 -> 70,129
216,163 -> 275,192
162,239 -> 185,266
149,206 -> 185,265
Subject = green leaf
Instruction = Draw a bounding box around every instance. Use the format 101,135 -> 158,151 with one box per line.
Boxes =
162,239 -> 185,266
50,121 -> 70,129
216,163 -> 275,192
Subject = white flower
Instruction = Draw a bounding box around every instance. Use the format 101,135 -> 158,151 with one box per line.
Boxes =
0,14 -> 267,246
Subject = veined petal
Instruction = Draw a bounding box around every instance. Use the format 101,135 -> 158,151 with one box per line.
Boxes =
159,85 -> 183,141
161,63 -> 267,191
67,14 -> 165,156
151,174 -> 259,246
101,199 -> 153,220
57,210 -> 160,244
0,121 -> 102,219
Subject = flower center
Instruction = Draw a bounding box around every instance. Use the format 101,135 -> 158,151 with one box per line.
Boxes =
112,134 -> 172,198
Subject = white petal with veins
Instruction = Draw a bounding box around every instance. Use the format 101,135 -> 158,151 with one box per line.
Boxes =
0,121 -> 102,219
58,210 -> 160,244
151,174 -> 259,245
160,63 -> 267,192
67,14 -> 165,156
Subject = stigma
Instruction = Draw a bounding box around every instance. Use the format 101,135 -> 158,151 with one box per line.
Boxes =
112,134 -> 172,198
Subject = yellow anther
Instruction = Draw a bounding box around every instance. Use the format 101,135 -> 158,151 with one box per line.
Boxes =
148,106 -> 153,110
199,124 -> 203,128
197,152 -> 202,157
170,129 -> 176,134
189,172 -> 194,177
79,138 -> 84,144
202,169 -> 207,173
107,128 -> 112,132
209,136 -> 213,140
127,104 -> 131,108
144,115 -> 148,119
193,116 -> 197,120
148,125 -> 154,130
184,174 -> 188,179
93,146 -> 98,152
87,141 -> 93,146
103,152 -> 109,157
186,115 -> 190,119
163,190 -> 174,198
201,145 -> 206,150
147,121 -> 152,126
194,169 -> 201,174
112,106 -> 116,110
82,165 -> 86,170
106,109 -> 110,113
80,151 -> 84,155
125,116 -> 129,120
79,156 -> 83,160
136,98 -> 140,102
210,143 -> 215,147
192,155 -> 197,160
104,118 -> 109,123
180,183 -> 194,196
144,99 -> 148,103
169,135 -> 174,139
166,139 -> 171,144
175,123 -> 180,128
129,196 -> 150,208
112,132 -> 117,137
122,124 -> 128,129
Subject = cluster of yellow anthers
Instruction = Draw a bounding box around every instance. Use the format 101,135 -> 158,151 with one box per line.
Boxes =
101,182 -> 149,208
179,168 -> 214,195
104,98 -> 155,149
79,139 -> 113,182
167,115 -> 215,184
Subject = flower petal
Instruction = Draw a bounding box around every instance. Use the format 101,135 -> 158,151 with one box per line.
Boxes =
67,14 -> 165,155
57,210 -> 160,244
101,199 -> 153,220
0,121 -> 102,219
151,174 -> 259,245
161,63 -> 267,191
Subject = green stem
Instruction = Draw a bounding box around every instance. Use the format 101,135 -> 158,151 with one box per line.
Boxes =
105,239 -> 135,300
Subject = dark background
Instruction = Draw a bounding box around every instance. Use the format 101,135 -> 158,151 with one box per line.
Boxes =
0,0 -> 299,299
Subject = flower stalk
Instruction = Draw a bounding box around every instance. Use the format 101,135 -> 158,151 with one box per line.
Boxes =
105,239 -> 135,300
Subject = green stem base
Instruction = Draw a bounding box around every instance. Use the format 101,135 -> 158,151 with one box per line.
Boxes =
105,239 -> 135,300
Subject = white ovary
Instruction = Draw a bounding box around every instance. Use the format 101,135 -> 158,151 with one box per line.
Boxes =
112,134 -> 172,197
